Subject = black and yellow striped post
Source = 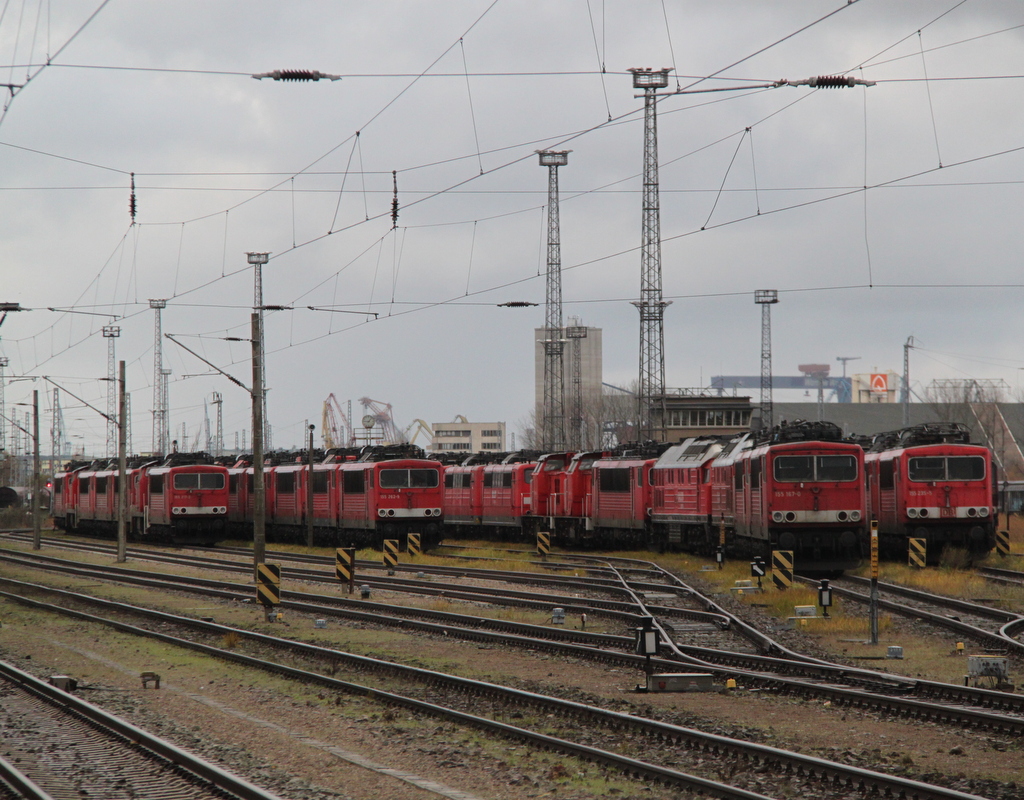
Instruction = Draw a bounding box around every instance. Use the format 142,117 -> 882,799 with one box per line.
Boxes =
336,547 -> 355,594
996,529 -> 1011,557
407,532 -> 421,557
256,563 -> 281,615
908,537 -> 926,568
771,550 -> 793,590
537,531 -> 550,557
383,539 -> 399,570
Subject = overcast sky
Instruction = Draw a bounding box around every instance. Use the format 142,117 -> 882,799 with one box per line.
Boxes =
3,1 -> 1024,456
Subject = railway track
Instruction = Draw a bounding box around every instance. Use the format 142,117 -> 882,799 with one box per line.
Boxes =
0,576 -> 995,800
816,574 -> 1024,654
0,655 -> 283,800
4,536 -> 1024,735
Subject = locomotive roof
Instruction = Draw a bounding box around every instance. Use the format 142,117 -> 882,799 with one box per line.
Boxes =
867,422 -> 971,452
655,437 -> 726,467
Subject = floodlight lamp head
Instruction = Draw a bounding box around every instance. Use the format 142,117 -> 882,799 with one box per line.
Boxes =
754,289 -> 779,305
537,150 -> 570,167
629,68 -> 671,89
148,299 -> 167,309
247,252 -> 270,265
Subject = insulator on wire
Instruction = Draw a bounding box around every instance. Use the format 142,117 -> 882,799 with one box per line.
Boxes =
810,75 -> 855,89
252,69 -> 341,82
129,172 -> 137,223
391,170 -> 399,228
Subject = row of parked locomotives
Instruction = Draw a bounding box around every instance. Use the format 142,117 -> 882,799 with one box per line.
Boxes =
226,445 -> 444,549
440,419 -> 996,572
863,422 -> 996,563
651,422 -> 867,573
51,453 -> 230,545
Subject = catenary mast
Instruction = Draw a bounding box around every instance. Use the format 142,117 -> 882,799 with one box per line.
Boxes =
755,290 -> 779,429
629,68 -> 672,441
539,150 -> 569,451
149,299 -> 168,456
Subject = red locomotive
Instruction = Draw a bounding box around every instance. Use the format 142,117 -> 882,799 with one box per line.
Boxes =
227,446 -> 444,549
52,453 -> 229,545
864,422 -> 995,562
649,421 -> 865,571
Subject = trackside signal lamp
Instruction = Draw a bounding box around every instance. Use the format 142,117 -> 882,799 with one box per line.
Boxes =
634,616 -> 659,676
750,557 -> 766,589
818,579 -> 832,618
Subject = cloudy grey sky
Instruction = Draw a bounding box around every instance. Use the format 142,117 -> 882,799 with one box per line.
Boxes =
2,1 -> 1024,455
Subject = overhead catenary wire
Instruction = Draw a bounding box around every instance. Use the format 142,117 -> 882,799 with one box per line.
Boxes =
8,3 -> 1024,440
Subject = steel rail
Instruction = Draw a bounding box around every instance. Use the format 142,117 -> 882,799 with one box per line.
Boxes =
0,754 -> 56,800
0,580 -> 992,800
806,577 -> 1024,656
6,548 -> 1024,728
0,658 -> 283,800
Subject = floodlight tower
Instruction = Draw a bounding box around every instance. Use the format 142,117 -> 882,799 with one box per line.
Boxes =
212,391 -> 223,457
103,325 -> 120,456
629,68 -> 673,440
902,336 -> 915,426
538,150 -> 570,451
0,354 -> 7,454
247,252 -> 272,450
149,299 -> 168,456
755,290 -> 779,429
50,387 -> 68,476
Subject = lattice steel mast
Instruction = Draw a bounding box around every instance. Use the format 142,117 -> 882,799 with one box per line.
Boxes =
103,324 -> 120,456
212,391 -> 223,456
149,299 -> 168,456
903,336 -> 915,426
538,150 -> 569,452
755,290 -> 779,429
0,354 -> 7,455
248,252 -> 272,451
629,68 -> 672,441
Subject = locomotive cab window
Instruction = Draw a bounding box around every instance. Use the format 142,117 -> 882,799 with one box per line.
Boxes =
774,455 -> 857,482
817,455 -> 857,482
150,475 -> 164,493
173,473 -> 225,491
312,471 -> 329,493
79,477 -> 91,494
379,468 -> 439,489
947,456 -> 986,481
909,456 -> 985,482
276,472 -> 295,493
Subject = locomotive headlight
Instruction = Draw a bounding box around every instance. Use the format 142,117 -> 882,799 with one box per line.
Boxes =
837,511 -> 849,522
378,509 -> 387,517
907,508 -> 918,518
980,507 -> 989,517
772,511 -> 784,523
967,507 -> 977,517
850,510 -> 861,522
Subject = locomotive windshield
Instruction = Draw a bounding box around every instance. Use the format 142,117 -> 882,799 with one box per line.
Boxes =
908,455 -> 985,482
773,455 -> 857,482
379,468 -> 439,489
173,473 -> 225,490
